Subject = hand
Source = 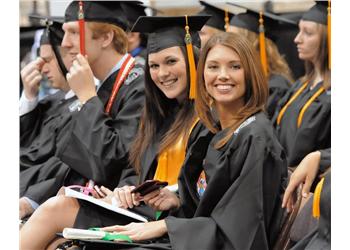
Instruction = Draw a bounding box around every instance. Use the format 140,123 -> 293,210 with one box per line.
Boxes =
143,188 -> 180,211
282,151 -> 321,212
66,54 -> 96,103
91,185 -> 112,199
20,58 -> 45,100
113,185 -> 140,209
101,220 -> 168,241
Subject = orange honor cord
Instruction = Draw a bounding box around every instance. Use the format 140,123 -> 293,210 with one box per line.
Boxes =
276,82 -> 309,126
313,177 -> 325,218
105,54 -> 135,115
259,11 -> 268,77
327,0 -> 331,69
297,87 -> 325,128
78,1 -> 86,55
224,9 -> 229,32
184,15 -> 197,100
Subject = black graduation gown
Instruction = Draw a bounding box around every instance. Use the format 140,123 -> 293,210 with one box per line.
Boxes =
20,91 -> 78,203
20,64 -> 145,205
272,80 -> 331,167
165,112 -> 287,250
291,172 -> 331,250
55,64 -> 145,186
73,113 -> 211,229
266,74 -> 291,119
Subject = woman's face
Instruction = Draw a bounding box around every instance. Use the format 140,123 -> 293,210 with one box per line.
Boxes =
294,20 -> 322,63
204,44 -> 246,108
148,46 -> 188,102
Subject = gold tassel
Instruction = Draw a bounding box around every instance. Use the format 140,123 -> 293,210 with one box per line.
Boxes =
313,177 -> 325,219
224,9 -> 229,32
184,15 -> 197,100
327,0 -> 331,70
259,11 -> 268,77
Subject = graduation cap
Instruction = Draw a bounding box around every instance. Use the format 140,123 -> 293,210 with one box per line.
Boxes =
132,15 -> 211,99
29,15 -> 68,77
64,1 -> 129,29
302,0 -> 328,25
198,1 -> 233,31
227,2 -> 297,76
120,1 -> 147,31
302,0 -> 331,69
64,1 -> 129,55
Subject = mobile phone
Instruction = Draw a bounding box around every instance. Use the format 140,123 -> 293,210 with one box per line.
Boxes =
131,180 -> 168,196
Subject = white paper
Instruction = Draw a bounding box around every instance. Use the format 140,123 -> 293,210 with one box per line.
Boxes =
64,187 -> 148,222
63,228 -> 106,240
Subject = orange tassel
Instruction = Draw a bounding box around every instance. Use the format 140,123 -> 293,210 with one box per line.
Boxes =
184,15 -> 197,100
259,12 -> 268,77
313,177 -> 325,219
327,0 -> 331,70
224,9 -> 229,32
78,1 -> 85,55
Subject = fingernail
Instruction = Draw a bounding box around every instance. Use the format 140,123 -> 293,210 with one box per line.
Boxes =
302,193 -> 308,198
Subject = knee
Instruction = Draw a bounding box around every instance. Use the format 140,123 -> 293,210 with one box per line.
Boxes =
39,196 -> 78,215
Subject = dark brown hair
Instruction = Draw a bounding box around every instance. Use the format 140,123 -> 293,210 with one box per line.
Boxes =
129,46 -> 200,174
195,32 -> 268,148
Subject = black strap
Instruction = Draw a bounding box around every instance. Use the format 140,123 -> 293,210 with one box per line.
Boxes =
48,28 -> 68,79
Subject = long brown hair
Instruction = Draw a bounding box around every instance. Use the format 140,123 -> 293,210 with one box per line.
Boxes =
235,28 -> 294,83
88,22 -> 128,54
129,46 -> 199,174
195,32 -> 268,148
300,23 -> 330,89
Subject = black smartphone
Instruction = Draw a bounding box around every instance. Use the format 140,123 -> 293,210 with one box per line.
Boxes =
131,180 -> 168,196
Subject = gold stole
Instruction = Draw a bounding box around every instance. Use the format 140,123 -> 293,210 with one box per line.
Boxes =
153,118 -> 200,185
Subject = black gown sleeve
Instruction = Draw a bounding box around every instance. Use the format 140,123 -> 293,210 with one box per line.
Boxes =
55,75 -> 145,186
318,148 -> 331,174
20,92 -> 64,148
20,156 -> 70,204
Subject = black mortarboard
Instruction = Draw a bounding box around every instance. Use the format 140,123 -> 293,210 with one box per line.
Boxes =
132,15 -> 210,53
132,15 -> 210,99
120,1 -> 147,31
198,1 -> 233,31
39,19 -> 65,46
64,1 -> 129,31
227,2 -> 297,41
302,1 -> 328,25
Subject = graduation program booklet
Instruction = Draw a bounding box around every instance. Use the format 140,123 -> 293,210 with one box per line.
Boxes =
64,187 -> 148,222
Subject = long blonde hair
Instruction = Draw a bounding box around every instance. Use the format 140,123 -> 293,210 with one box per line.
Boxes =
195,32 -> 268,148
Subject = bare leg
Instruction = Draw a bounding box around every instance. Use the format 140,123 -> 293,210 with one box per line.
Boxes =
20,195 -> 80,250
